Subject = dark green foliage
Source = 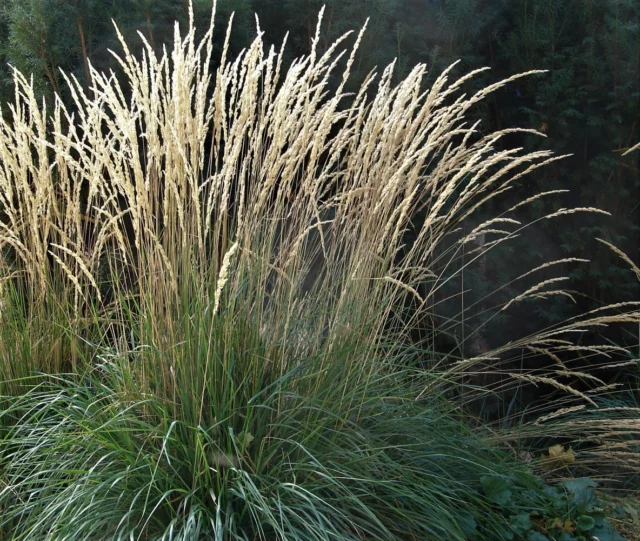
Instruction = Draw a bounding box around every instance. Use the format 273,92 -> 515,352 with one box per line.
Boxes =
0,0 -> 252,107
495,0 -> 640,309
474,473 -> 628,541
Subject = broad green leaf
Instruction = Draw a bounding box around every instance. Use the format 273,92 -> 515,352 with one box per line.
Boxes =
458,511 -> 477,538
509,513 -> 532,535
575,515 -> 595,532
590,520 -> 627,541
480,475 -> 513,506
562,478 -> 599,514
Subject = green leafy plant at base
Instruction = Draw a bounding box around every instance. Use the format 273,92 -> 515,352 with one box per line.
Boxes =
477,473 -> 627,541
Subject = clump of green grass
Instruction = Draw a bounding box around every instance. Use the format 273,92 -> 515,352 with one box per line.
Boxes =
0,324 -> 543,540
0,1 -> 638,539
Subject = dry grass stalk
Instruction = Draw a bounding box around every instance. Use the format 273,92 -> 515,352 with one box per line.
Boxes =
596,238 -> 640,281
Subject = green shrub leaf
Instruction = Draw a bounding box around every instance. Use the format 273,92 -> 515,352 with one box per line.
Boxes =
562,478 -> 599,513
575,514 -> 595,532
509,512 -> 532,535
591,520 -> 627,541
480,475 -> 513,506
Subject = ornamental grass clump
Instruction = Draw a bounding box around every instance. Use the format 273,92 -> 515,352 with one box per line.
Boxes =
0,1 -> 639,539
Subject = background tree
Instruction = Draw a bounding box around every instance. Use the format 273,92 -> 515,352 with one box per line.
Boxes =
0,0 -> 69,100
492,0 -> 639,324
